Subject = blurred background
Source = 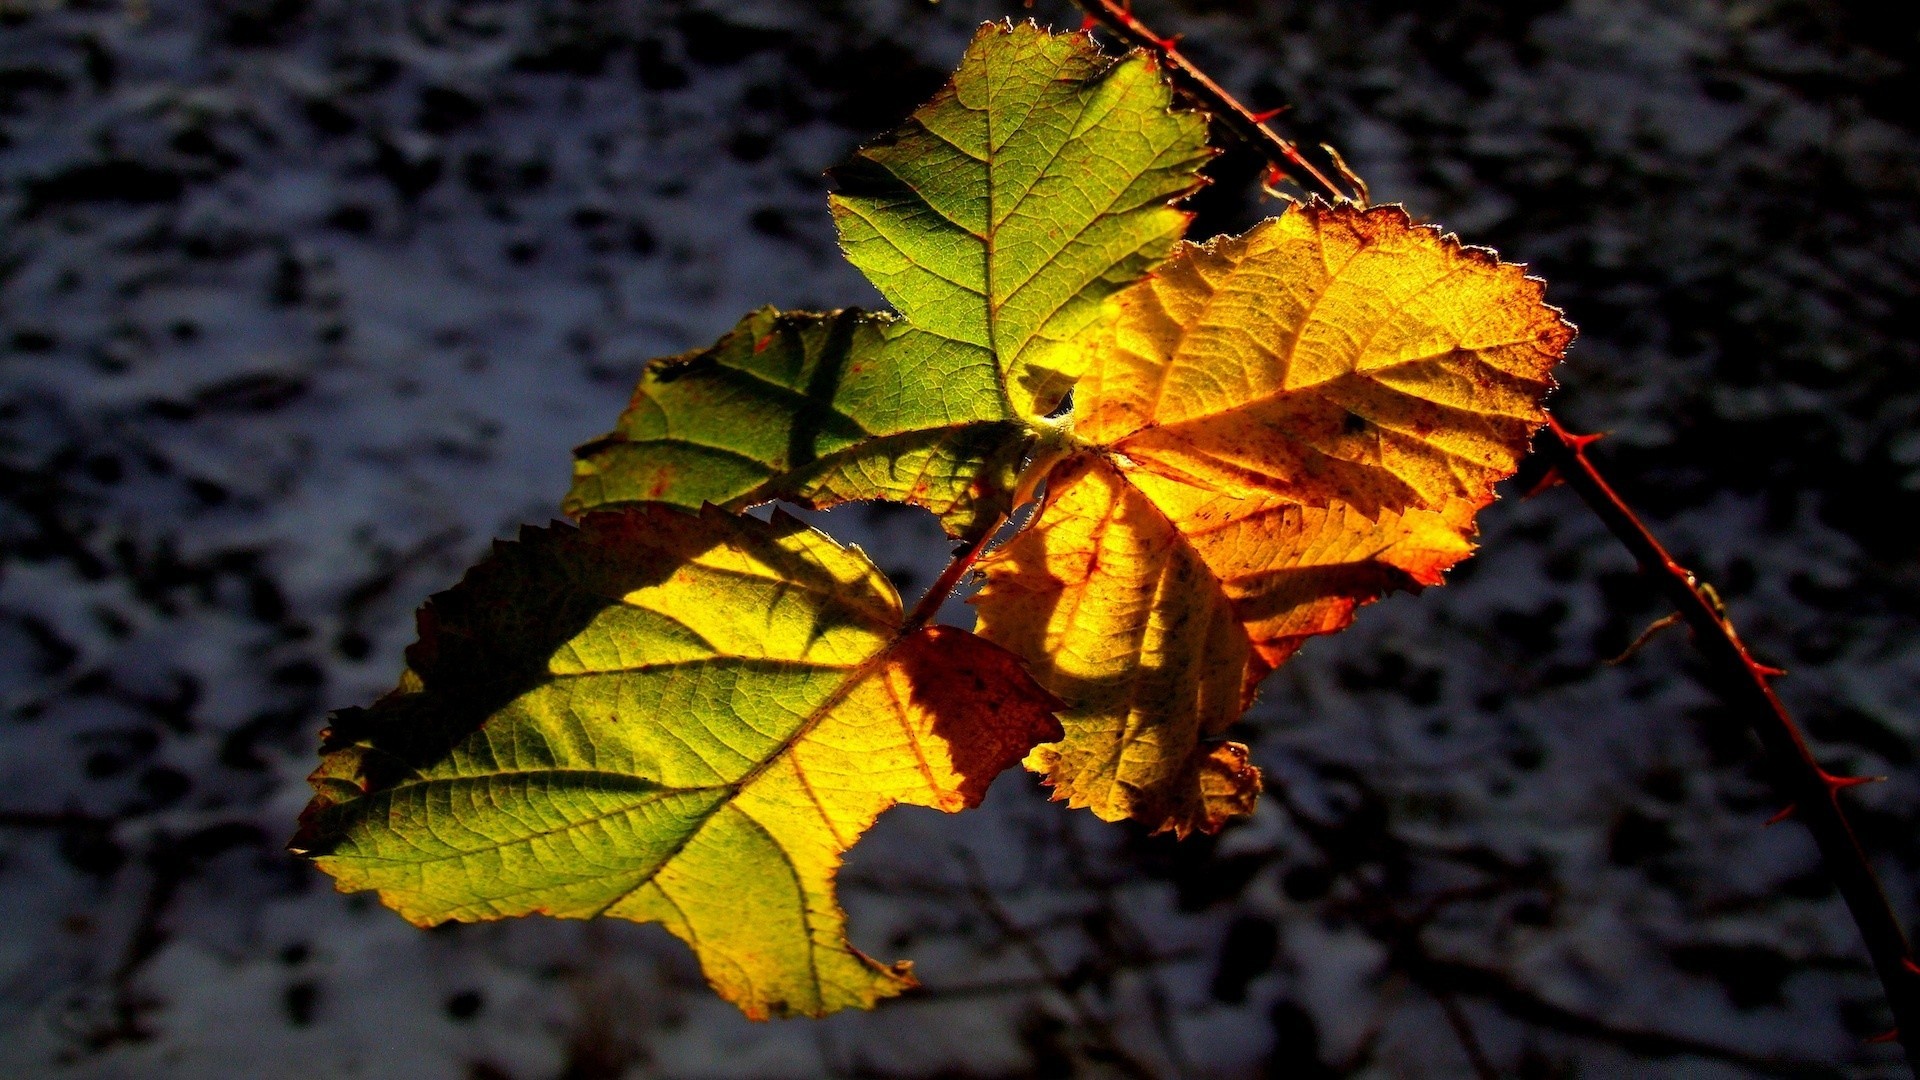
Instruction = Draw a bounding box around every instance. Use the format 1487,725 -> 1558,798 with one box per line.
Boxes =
2,0 -> 1917,1075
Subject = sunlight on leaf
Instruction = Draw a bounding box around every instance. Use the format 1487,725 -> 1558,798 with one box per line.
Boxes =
305,20 -> 1586,1023
293,507 -> 1060,1019
831,21 -> 1211,421
565,307 -> 1028,536
568,22 -> 1207,535
976,203 -> 1573,835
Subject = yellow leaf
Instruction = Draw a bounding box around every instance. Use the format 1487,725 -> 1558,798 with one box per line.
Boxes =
976,203 -> 1572,834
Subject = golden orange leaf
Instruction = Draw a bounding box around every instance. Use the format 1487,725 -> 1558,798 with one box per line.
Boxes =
976,202 -> 1572,835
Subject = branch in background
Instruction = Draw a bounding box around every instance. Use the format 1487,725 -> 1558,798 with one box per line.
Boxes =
1065,0 -> 1920,1071
1433,989 -> 1501,1080
956,849 -> 1166,1080
1408,952 -> 1850,1079
0,809 -> 109,829
1272,772 -> 1848,1078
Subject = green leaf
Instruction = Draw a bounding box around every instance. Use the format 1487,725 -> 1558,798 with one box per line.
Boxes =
565,307 -> 1029,537
566,23 -> 1209,534
830,20 -> 1211,420
293,507 -> 1061,1019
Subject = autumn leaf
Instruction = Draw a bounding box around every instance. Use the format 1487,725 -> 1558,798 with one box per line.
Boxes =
975,203 -> 1574,836
831,20 -> 1211,422
565,307 -> 1030,537
567,22 -> 1210,535
292,507 -> 1060,1019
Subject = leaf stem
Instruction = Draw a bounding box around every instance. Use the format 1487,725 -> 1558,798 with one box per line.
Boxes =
1069,0 -> 1920,1067
1068,0 -> 1360,203
902,518 -> 1005,634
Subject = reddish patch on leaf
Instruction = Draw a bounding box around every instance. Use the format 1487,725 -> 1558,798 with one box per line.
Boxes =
897,626 -> 1063,805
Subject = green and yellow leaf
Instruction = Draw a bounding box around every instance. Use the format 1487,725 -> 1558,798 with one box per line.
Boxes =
568,22 -> 1210,535
975,203 -> 1573,835
293,506 -> 1060,1019
831,20 -> 1212,421
565,307 -> 1029,537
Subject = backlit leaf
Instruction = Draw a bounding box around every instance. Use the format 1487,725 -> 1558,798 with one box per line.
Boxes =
829,20 -> 1211,421
293,507 -> 1060,1018
567,22 -> 1208,534
975,203 -> 1573,835
565,307 -> 1028,537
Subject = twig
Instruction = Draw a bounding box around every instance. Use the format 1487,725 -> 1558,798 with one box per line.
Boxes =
1434,990 -> 1501,1080
1068,0 -> 1360,203
1053,822 -> 1194,1076
1539,417 -> 1920,1064
1062,0 -> 1920,1067
956,849 -> 1165,1080
1410,952 -> 1849,1079
1270,771 -> 1846,1077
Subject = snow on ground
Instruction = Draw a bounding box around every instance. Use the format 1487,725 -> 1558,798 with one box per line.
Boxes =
2,0 -> 1917,1076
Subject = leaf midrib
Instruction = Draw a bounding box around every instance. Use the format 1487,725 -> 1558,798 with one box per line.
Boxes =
583,625 -> 926,919
338,624 -> 932,957
1107,233 -> 1552,450
329,775 -> 729,867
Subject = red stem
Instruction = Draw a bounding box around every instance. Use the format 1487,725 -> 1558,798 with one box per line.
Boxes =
1069,0 -> 1360,204
902,520 -> 1003,634
1066,0 -> 1920,1067
1541,418 -> 1920,1063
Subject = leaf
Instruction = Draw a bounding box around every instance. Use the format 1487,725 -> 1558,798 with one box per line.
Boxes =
292,507 -> 1061,1019
975,203 -> 1573,835
829,20 -> 1212,421
566,22 -> 1209,535
565,307 -> 1029,537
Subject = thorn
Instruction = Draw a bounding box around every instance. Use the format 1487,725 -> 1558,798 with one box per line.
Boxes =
1151,33 -> 1184,52
1249,106 -> 1289,124
1771,776 -> 1883,826
1521,466 -> 1565,498
1257,165 -> 1302,205
1561,429 -> 1606,453
1902,957 -> 1920,977
1605,611 -> 1683,665
1751,662 -> 1788,679
1868,1028 -> 1900,1045
1821,771 -> 1885,794
1079,12 -> 1099,31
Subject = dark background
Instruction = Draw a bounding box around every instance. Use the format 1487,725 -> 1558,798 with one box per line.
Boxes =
2,0 -> 1917,1076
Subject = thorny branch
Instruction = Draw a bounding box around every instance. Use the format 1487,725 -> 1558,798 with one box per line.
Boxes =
1067,0 -> 1362,204
1065,0 -> 1920,1072
1538,418 -> 1920,1064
